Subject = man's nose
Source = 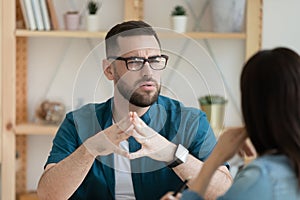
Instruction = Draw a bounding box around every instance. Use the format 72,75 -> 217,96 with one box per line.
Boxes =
141,61 -> 153,76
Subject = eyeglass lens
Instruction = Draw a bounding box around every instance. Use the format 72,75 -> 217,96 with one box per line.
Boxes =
127,56 -> 167,71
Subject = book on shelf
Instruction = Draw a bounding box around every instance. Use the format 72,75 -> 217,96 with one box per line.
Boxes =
23,0 -> 37,30
39,0 -> 51,30
19,0 -> 30,29
31,0 -> 45,30
20,0 -> 57,31
46,0 -> 59,30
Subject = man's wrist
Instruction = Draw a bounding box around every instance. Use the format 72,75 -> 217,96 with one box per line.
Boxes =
83,134 -> 101,158
164,144 -> 177,163
80,144 -> 98,159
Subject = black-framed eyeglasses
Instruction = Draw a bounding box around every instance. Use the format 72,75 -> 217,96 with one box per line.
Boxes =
107,54 -> 169,71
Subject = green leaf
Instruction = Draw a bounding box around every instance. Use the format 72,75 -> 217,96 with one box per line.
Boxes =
88,0 -> 99,15
171,5 -> 186,16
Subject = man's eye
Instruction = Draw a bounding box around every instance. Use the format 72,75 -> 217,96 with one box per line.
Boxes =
149,57 -> 164,63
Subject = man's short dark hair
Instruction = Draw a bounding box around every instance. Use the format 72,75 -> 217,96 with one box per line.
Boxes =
105,21 -> 161,57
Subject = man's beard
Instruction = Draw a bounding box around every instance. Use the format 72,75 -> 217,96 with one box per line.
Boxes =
115,75 -> 160,107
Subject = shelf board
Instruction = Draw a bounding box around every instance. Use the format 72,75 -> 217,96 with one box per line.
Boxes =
15,29 -> 246,39
15,29 -> 107,38
15,123 -> 59,135
161,32 -> 246,39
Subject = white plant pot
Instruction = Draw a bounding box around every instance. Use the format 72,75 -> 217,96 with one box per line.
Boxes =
171,16 -> 188,33
86,15 -> 100,32
210,0 -> 246,32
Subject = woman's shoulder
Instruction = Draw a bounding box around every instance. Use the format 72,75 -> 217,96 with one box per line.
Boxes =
249,154 -> 295,177
237,155 -> 296,185
227,155 -> 299,199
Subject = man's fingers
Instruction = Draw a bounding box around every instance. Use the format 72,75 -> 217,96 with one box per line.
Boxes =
114,147 -> 130,158
160,191 -> 181,200
131,112 -> 157,139
160,192 -> 177,200
104,129 -> 131,145
128,150 -> 145,160
130,130 -> 148,144
131,112 -> 149,136
118,131 -> 132,141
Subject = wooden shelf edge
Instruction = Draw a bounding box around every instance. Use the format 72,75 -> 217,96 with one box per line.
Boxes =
18,191 -> 38,200
15,123 -> 59,135
15,29 -> 107,38
15,29 -> 246,39
160,32 -> 246,39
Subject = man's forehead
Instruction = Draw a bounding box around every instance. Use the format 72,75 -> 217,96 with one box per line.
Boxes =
116,35 -> 160,56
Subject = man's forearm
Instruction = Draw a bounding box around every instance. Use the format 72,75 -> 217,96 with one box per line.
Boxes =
173,154 -> 232,200
37,145 -> 95,200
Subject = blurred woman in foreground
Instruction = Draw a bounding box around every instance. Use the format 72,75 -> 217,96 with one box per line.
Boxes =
162,47 -> 300,200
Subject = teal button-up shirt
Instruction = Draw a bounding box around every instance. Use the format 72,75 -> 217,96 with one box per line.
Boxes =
46,95 -> 217,200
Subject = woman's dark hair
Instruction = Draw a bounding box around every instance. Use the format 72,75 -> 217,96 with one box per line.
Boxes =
241,47 -> 300,185
105,20 -> 161,57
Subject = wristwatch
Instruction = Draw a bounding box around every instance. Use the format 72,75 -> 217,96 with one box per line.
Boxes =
167,144 -> 189,168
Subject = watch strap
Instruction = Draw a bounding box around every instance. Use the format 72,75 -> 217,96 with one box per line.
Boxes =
167,158 -> 183,168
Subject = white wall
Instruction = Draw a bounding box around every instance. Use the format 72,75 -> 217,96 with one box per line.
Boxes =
26,0 -> 300,190
262,0 -> 300,53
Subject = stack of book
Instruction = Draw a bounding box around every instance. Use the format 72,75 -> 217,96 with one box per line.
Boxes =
19,0 -> 59,31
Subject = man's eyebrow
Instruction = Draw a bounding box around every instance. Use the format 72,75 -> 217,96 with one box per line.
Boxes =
124,55 -> 161,59
148,55 -> 162,58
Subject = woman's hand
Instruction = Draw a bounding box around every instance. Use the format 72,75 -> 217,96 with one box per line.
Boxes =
238,138 -> 257,158
212,127 -> 248,164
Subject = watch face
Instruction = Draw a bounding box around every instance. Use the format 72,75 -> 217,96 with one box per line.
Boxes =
175,144 -> 189,163
168,144 -> 189,168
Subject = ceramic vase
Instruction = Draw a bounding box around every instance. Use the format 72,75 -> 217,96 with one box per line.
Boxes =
64,12 -> 80,30
211,0 -> 246,32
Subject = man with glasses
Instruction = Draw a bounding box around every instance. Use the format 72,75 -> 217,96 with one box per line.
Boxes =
37,21 -> 232,200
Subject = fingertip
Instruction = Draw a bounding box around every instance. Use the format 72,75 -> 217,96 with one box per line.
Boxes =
167,194 -> 176,200
128,154 -> 135,160
124,152 -> 130,158
114,148 -> 129,158
128,152 -> 141,160
121,151 -> 130,158
176,192 -> 182,198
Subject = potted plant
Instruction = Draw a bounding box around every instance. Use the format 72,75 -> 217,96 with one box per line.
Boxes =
171,5 -> 188,33
86,0 -> 101,31
199,95 -> 227,137
88,0 -> 99,15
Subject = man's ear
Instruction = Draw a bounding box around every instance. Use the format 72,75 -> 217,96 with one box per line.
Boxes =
102,59 -> 114,80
